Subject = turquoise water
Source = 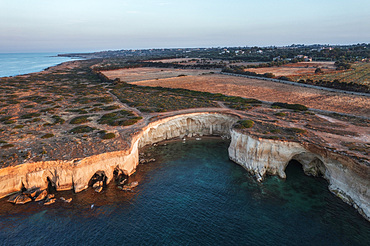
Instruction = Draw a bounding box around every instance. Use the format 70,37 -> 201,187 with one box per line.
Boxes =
0,53 -> 80,77
0,139 -> 369,245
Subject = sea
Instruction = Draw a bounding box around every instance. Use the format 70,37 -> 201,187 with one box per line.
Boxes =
0,139 -> 369,246
0,53 -> 81,77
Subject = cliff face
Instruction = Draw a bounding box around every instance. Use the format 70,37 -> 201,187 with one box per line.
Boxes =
228,129 -> 370,221
139,113 -> 239,148
0,112 -> 368,221
0,112 -> 239,198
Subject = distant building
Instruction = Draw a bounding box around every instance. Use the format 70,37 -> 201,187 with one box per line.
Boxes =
295,55 -> 312,62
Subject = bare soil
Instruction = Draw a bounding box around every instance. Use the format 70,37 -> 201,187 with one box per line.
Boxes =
102,67 -> 217,83
245,62 -> 336,77
103,69 -> 370,117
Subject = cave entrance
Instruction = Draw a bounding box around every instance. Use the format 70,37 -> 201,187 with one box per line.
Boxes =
289,154 -> 326,178
47,177 -> 57,193
88,171 -> 107,188
284,157 -> 327,183
113,167 -> 128,186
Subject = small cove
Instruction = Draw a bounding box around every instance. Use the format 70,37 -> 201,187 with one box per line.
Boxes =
0,138 -> 369,245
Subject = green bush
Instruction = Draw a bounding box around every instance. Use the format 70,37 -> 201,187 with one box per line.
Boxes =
289,128 -> 307,134
271,102 -> 308,111
1,144 -> 14,149
14,125 -> 24,129
69,126 -> 95,134
70,116 -> 90,124
4,120 -> 16,124
0,116 -> 12,122
270,129 -> 281,133
102,132 -> 116,139
236,120 -> 254,129
52,115 -> 65,124
21,112 -> 41,119
275,112 -> 286,117
41,133 -> 54,139
102,105 -> 120,111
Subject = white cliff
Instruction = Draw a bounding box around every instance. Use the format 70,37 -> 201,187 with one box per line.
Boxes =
228,129 -> 370,221
0,112 -> 369,221
0,112 -> 238,197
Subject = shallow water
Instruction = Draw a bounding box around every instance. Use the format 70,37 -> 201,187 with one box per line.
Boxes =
0,139 -> 369,245
0,53 -> 80,77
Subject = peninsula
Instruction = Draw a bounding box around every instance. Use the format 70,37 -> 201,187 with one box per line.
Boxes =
0,46 -> 369,221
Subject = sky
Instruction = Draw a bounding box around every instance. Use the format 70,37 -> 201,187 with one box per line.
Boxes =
1,0 -> 369,53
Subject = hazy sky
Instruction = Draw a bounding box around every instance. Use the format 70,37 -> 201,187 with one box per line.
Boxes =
1,0 -> 369,53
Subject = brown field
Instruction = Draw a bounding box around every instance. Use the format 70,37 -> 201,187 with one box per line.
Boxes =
245,62 -> 336,77
102,67 -> 217,82
103,68 -> 370,117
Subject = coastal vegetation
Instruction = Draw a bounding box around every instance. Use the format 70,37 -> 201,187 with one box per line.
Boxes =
0,48 -> 368,171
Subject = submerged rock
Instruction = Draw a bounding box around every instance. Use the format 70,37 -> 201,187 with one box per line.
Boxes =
46,194 -> 55,199
44,198 -> 56,205
16,194 -> 32,205
23,188 -> 40,198
7,193 -> 32,205
35,190 -> 48,202
60,197 -> 72,203
95,186 -> 103,193
92,181 -> 103,188
7,193 -> 20,204
124,181 -> 138,189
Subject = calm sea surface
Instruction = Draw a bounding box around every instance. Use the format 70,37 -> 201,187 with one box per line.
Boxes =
0,53 -> 80,77
0,139 -> 369,245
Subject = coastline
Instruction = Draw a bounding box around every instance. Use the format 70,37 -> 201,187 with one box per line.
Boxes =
0,53 -> 83,78
0,110 -> 369,221
0,59 -> 369,222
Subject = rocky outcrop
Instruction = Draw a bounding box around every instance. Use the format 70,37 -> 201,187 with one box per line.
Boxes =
228,129 -> 370,221
0,112 -> 239,198
0,111 -> 369,221
138,113 -> 238,148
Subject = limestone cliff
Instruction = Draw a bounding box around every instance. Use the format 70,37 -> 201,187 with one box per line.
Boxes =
228,129 -> 370,221
0,112 -> 239,197
0,112 -> 369,222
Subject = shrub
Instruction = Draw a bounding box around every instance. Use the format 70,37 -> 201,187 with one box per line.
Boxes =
21,113 -> 41,119
102,105 -> 120,111
70,116 -> 90,124
41,133 -> 54,139
102,132 -> 116,139
289,128 -> 307,134
271,102 -> 308,111
236,120 -> 254,129
270,129 -> 281,134
0,116 -> 12,122
3,120 -> 16,124
14,125 -> 24,129
52,115 -> 65,124
315,68 -> 323,74
69,126 -> 95,134
1,144 -> 14,149
275,112 -> 286,117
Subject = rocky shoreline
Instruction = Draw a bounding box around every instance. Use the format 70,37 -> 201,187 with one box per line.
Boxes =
0,111 -> 369,221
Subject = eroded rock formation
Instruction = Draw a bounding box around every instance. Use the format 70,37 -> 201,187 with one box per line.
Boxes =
0,111 -> 369,221
229,129 -> 370,221
0,112 -> 238,197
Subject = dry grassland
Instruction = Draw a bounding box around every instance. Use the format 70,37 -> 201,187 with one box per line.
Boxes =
103,68 -> 370,116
